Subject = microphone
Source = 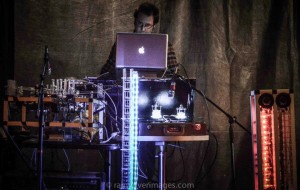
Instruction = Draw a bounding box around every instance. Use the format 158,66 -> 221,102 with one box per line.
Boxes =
44,46 -> 51,75
168,80 -> 176,98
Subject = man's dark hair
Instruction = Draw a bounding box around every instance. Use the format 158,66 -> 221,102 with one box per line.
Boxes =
134,2 -> 159,25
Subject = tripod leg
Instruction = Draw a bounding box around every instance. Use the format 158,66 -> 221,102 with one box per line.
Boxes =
156,142 -> 166,190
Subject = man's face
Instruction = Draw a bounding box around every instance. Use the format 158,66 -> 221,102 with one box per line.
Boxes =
134,13 -> 154,33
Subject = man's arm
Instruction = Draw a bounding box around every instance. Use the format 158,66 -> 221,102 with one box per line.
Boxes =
167,42 -> 179,75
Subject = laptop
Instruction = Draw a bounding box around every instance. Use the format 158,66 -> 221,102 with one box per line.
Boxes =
116,32 -> 168,72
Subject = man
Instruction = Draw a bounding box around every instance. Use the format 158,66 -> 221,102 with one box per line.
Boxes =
101,3 -> 178,186
100,2 -> 178,78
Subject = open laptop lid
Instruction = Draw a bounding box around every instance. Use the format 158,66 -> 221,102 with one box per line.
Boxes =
116,32 -> 168,70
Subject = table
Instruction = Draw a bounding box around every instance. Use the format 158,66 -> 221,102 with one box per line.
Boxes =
1,137 -> 119,190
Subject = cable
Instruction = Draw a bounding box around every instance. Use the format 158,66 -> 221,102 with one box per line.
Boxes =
100,131 -> 120,144
138,165 -> 148,179
97,149 -> 104,160
31,148 -> 37,169
166,142 -> 186,183
103,124 -> 109,141
166,142 -> 177,158
192,137 -> 211,188
0,125 -> 34,172
62,148 -> 70,172
104,91 -> 120,132
176,65 -> 211,131
194,131 -> 218,189
105,107 -> 122,129
178,63 -> 188,79
137,143 -> 149,180
51,148 -> 69,172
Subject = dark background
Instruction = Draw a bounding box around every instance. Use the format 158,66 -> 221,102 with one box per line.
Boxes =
1,0 -> 300,190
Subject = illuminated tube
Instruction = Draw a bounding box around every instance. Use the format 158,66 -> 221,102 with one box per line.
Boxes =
129,71 -> 139,189
250,90 -> 297,190
258,93 -> 276,189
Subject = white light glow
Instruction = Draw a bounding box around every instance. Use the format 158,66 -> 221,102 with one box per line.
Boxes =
156,91 -> 174,107
138,92 -> 149,107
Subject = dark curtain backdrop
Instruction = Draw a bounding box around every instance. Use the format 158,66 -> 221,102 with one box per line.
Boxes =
3,0 -> 299,189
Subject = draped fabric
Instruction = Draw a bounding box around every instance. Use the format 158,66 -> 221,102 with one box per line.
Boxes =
11,0 -> 300,189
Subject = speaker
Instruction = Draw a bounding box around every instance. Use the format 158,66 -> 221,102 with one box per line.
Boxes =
2,171 -> 106,190
44,172 -> 106,190
250,89 -> 297,190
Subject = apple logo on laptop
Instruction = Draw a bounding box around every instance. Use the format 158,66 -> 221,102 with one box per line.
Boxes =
138,46 -> 145,54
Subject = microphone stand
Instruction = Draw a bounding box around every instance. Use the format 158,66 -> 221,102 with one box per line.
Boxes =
186,79 -> 251,190
37,46 -> 50,190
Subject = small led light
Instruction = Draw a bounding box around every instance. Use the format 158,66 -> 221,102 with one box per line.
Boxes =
151,102 -> 162,119
176,104 -> 186,119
